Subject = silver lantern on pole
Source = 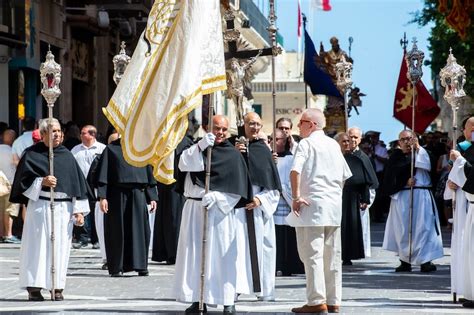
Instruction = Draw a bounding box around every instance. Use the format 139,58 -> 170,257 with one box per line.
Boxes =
439,48 -> 466,303
40,46 -> 61,301
335,55 -> 353,131
404,37 -> 424,264
113,41 -> 131,85
440,48 -> 466,144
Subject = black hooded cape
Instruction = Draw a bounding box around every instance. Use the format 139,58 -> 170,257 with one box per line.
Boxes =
380,149 -> 413,197
10,142 -> 91,204
460,144 -> 474,194
353,149 -> 379,190
190,139 -> 253,207
247,139 -> 282,192
341,153 -> 372,261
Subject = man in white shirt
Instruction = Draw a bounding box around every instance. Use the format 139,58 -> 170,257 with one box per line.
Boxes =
0,129 -> 20,243
71,125 -> 106,249
289,108 -> 352,314
12,117 -> 36,166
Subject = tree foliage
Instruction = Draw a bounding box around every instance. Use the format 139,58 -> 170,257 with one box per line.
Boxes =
412,0 -> 474,97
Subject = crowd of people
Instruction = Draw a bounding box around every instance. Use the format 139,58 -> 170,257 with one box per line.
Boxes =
0,110 -> 473,311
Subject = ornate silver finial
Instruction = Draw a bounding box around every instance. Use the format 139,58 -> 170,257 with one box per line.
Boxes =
40,49 -> 62,106
439,48 -> 466,108
267,0 -> 282,57
335,55 -> 353,91
113,41 -> 131,85
405,37 -> 424,84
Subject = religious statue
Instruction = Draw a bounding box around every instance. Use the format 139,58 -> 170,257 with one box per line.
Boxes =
347,86 -> 366,117
225,50 -> 262,126
319,36 -> 353,85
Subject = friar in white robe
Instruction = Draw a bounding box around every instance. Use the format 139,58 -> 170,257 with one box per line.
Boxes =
233,112 -> 281,300
9,119 -> 90,301
174,116 -> 252,313
450,145 -> 474,308
382,130 -> 443,271
444,139 -> 474,297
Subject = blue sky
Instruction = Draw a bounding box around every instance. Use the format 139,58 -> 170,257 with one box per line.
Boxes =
272,0 -> 434,143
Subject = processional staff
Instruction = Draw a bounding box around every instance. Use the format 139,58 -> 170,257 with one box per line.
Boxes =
40,47 -> 62,301
336,55 -> 353,131
405,37 -> 424,264
199,94 -> 216,313
439,48 -> 466,304
268,0 -> 278,154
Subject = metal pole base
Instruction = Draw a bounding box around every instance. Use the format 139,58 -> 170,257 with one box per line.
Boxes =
453,292 -> 457,303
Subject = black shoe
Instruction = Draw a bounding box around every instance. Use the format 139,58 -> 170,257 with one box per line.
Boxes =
101,263 -> 108,270
223,305 -> 236,314
50,289 -> 64,301
110,271 -> 123,277
72,242 -> 87,249
138,270 -> 149,276
420,262 -> 437,273
27,287 -> 44,301
395,260 -> 412,272
185,302 -> 207,313
462,300 -> 474,308
342,260 -> 353,266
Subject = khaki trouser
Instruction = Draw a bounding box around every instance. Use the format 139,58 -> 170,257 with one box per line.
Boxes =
295,226 -> 342,306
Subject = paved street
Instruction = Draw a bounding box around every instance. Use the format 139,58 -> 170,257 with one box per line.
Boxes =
0,222 -> 471,314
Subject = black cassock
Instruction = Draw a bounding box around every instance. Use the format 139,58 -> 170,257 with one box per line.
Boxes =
341,153 -> 373,262
151,136 -> 193,264
96,139 -> 158,275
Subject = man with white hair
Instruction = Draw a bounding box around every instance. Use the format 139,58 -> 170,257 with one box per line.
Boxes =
289,109 -> 352,313
348,127 -> 378,258
10,118 -> 90,301
381,130 -> 443,273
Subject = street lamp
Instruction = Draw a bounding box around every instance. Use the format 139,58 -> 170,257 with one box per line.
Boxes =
113,41 -> 131,85
39,46 -> 61,301
335,55 -> 353,131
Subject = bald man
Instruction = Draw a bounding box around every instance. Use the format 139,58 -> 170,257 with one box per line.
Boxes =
382,130 -> 443,273
234,112 -> 281,301
348,127 -> 379,258
174,115 -> 252,314
446,116 -> 474,301
290,109 -> 352,313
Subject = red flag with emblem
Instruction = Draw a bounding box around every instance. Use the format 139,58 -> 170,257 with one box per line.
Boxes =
393,53 -> 440,134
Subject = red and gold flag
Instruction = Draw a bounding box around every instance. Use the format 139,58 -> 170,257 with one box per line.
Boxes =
393,54 -> 440,134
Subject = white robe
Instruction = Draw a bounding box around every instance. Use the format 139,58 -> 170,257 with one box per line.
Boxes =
174,144 -> 241,306
444,157 -> 468,295
235,186 -> 279,298
360,188 -> 376,258
383,147 -> 443,265
463,192 -> 474,300
19,177 -> 90,290
94,202 -> 107,261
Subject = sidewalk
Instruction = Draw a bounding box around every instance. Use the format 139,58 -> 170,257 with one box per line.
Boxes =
0,223 -> 471,314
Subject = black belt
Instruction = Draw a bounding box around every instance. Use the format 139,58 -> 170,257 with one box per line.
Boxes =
187,197 -> 202,201
401,186 -> 432,190
39,196 -> 72,202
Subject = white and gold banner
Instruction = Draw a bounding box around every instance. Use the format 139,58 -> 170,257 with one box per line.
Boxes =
103,0 -> 226,184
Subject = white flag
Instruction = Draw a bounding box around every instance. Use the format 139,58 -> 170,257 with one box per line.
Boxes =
103,0 -> 226,184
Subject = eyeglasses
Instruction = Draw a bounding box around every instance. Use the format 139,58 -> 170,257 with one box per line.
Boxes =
399,137 -> 413,142
246,121 -> 262,128
299,119 -> 316,126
